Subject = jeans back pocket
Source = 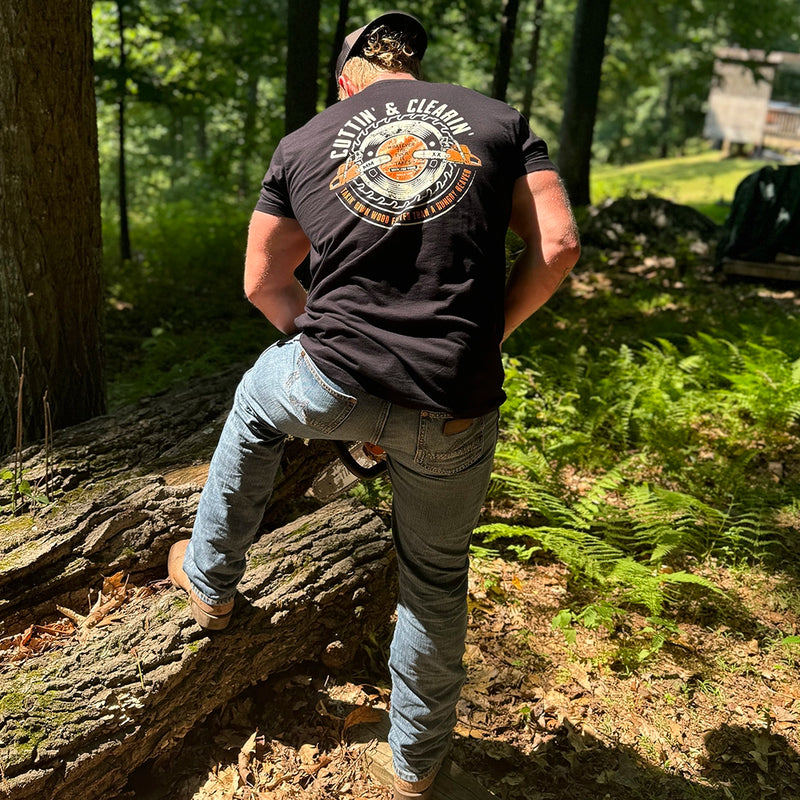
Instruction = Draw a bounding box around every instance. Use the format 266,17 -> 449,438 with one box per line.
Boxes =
413,410 -> 497,475
286,349 -> 357,434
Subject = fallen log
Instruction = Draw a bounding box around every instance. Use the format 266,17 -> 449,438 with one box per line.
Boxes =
0,498 -> 396,800
0,368 -> 398,799
0,367 -> 343,636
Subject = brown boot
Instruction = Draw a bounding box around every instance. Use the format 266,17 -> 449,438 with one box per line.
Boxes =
168,539 -> 234,631
393,768 -> 438,800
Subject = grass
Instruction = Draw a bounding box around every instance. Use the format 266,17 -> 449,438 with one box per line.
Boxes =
591,150 -> 774,224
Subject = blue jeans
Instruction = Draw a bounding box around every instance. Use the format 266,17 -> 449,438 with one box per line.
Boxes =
185,335 -> 498,782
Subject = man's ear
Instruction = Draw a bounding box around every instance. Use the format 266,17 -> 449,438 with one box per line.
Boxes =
338,74 -> 357,98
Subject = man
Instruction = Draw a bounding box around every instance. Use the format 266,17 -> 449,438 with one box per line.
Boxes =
168,10 -> 579,800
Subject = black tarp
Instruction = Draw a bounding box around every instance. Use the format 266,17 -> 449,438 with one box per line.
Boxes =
716,163 -> 800,268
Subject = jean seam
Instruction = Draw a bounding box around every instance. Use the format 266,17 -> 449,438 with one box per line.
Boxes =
370,400 -> 392,444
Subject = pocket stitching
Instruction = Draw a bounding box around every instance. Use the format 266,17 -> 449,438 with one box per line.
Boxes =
291,350 -> 356,434
414,414 -> 485,475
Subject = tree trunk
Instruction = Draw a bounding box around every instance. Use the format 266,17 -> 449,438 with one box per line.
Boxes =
285,0 -> 321,134
239,73 -> 259,199
326,0 -> 351,107
557,0 -> 611,207
117,0 -> 132,262
0,367 -> 398,800
492,0 -> 521,102
0,0 -> 105,454
521,0 -> 546,120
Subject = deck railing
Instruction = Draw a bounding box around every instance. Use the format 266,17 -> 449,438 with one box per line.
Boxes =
764,105 -> 800,139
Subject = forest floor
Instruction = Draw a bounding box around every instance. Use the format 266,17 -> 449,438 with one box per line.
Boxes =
117,548 -> 800,800
106,196 -> 799,800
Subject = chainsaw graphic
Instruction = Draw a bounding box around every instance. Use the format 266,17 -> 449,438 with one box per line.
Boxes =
310,441 -> 388,502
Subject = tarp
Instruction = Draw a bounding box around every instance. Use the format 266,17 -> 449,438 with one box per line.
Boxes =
716,163 -> 800,268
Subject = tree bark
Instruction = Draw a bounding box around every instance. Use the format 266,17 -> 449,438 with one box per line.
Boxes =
326,0 -> 351,108
0,498 -> 396,800
238,73 -> 260,199
521,0 -> 546,120
557,0 -> 611,207
0,0 -> 105,453
117,0 -> 132,262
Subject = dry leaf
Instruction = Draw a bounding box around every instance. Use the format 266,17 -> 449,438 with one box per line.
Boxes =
342,705 -> 382,735
241,731 -> 259,755
298,743 -> 319,764
265,771 -> 286,791
238,731 -> 259,786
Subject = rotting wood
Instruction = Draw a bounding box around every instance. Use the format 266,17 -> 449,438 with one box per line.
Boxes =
0,498 -> 397,800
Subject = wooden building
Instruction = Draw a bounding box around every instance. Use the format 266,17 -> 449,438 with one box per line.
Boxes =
704,47 -> 800,154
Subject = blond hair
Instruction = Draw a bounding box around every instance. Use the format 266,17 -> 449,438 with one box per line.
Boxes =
339,25 -> 422,99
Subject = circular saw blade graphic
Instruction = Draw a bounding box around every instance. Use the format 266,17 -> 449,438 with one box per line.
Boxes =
329,114 -> 482,225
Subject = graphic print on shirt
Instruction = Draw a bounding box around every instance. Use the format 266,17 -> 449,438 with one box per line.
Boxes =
329,98 -> 482,227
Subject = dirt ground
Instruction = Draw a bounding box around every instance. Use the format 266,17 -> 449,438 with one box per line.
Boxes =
114,545 -> 800,800
12,202 -> 799,800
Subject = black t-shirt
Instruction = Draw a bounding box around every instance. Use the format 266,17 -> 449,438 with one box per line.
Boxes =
256,79 -> 555,416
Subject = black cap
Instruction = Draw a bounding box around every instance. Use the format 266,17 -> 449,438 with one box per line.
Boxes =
335,11 -> 427,81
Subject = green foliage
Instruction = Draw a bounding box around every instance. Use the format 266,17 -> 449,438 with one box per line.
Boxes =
102,198 -> 272,407
0,468 -> 50,515
478,470 -> 721,605
93,0 -> 286,207
500,319 -> 800,503
488,287 -> 799,665
104,198 -> 250,326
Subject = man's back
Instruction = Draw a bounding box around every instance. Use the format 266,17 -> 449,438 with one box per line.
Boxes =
257,80 -> 555,415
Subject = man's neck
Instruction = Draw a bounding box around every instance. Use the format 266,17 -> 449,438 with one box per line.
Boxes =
367,72 -> 417,86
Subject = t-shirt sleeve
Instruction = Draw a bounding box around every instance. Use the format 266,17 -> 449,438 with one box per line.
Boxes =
254,141 -> 296,218
518,116 -> 557,176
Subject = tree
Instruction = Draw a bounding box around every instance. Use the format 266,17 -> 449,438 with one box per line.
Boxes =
0,0 -> 105,455
325,0 -> 351,107
492,0 -> 522,102
116,0 -> 132,261
520,0 -> 546,120
557,0 -> 611,205
286,0 -> 321,134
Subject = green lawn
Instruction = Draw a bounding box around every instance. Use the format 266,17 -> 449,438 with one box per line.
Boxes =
591,150 -> 774,224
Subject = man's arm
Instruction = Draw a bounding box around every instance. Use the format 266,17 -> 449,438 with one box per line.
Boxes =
244,210 -> 311,335
503,170 -> 581,342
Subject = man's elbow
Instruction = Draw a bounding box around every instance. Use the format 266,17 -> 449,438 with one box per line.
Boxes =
563,234 -> 581,270
547,228 -> 581,274
243,275 -> 260,306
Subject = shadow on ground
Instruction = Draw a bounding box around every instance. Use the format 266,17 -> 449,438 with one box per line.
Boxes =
113,661 -> 800,800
